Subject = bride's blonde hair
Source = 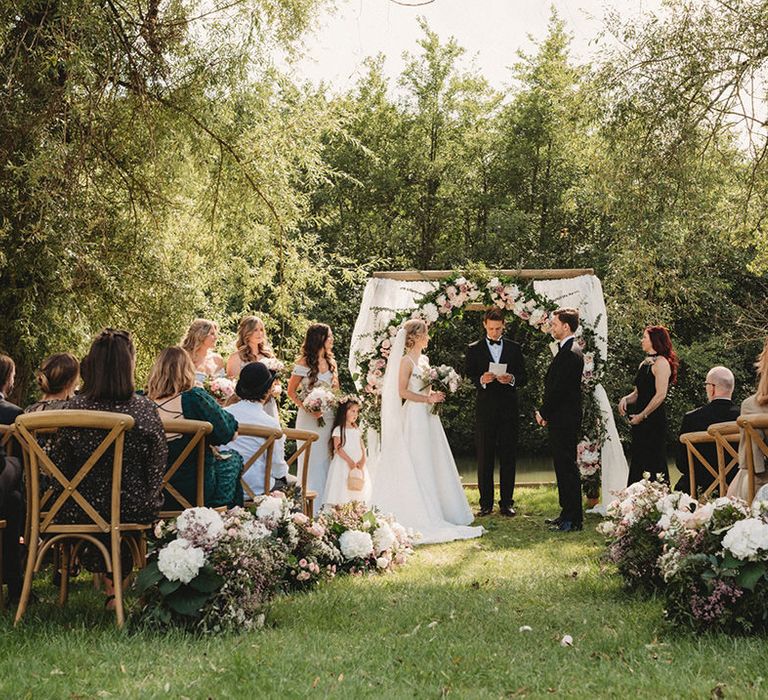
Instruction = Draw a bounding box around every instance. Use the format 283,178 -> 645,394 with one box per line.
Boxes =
404,319 -> 427,349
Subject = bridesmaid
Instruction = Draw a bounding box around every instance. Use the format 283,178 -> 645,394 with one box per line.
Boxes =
181,318 -> 225,385
225,315 -> 282,419
619,325 -> 678,485
287,323 -> 339,501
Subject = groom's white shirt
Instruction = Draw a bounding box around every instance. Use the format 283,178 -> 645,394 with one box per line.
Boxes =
559,334 -> 576,349
486,337 -> 503,363
481,337 -> 503,389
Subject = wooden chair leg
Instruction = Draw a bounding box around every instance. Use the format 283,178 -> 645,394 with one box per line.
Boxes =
0,523 -> 4,612
14,530 -> 39,625
58,543 -> 70,607
111,532 -> 125,629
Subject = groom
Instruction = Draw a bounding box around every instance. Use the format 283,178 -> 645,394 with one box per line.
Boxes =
465,309 -> 527,517
535,308 -> 584,532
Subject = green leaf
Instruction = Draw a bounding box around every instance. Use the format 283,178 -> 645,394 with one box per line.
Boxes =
736,563 -> 766,591
134,561 -> 163,595
166,588 -> 213,617
159,577 -> 183,595
721,553 -> 741,569
188,566 -> 224,594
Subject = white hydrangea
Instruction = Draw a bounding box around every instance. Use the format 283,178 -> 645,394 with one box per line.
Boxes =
157,538 -> 206,584
422,303 -> 439,323
339,529 -> 374,560
376,556 -> 391,569
255,495 -> 285,521
175,507 -> 225,548
722,518 -> 768,561
240,519 -> 271,541
372,522 -> 396,554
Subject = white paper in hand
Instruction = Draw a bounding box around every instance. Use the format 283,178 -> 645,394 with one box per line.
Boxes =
488,362 -> 507,376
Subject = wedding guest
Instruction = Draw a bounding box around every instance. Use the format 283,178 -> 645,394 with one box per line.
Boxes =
48,329 -> 168,604
287,323 -> 339,501
674,366 -> 739,495
224,361 -> 293,496
146,347 -> 244,509
25,352 -> 80,413
0,354 -> 23,600
0,354 -> 22,425
536,309 -> 584,532
225,315 -> 282,419
619,325 -> 678,485
728,338 -> 768,501
181,318 -> 225,385
323,396 -> 371,507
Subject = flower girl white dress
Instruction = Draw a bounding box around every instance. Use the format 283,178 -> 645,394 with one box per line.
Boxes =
323,425 -> 372,506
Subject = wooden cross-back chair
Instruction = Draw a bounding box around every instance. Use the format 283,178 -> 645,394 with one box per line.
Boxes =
235,423 -> 283,504
284,428 -> 320,517
680,420 -> 740,500
707,421 -> 741,496
13,410 -> 147,628
736,413 -> 768,504
158,418 -> 213,519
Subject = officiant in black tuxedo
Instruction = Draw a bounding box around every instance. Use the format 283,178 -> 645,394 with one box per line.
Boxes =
465,308 -> 527,517
536,308 -> 584,532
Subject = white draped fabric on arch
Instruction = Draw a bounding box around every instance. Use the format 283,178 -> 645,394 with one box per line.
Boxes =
348,272 -> 628,515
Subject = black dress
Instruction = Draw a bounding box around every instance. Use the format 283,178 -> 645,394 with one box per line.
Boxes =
627,359 -> 668,485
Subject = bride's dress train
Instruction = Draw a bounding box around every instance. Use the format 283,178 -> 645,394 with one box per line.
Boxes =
370,334 -> 483,545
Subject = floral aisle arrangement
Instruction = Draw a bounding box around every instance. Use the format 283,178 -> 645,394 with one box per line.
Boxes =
600,480 -> 768,632
353,273 -> 606,495
133,495 -> 415,632
598,477 -> 694,592
659,498 -> 768,633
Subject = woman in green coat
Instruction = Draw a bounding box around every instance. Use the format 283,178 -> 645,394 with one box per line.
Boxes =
146,346 -> 243,509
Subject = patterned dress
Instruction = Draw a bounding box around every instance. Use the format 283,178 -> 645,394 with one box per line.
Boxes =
48,394 -> 168,523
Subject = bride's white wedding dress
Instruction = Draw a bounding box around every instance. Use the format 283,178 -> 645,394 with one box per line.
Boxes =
370,329 -> 483,545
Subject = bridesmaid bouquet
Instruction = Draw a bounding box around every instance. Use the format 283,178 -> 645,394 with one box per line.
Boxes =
204,376 -> 236,404
423,363 -> 462,415
260,357 -> 285,397
301,385 -> 339,426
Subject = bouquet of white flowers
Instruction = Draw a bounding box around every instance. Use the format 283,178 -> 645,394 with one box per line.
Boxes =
422,363 -> 462,414
204,376 -> 235,404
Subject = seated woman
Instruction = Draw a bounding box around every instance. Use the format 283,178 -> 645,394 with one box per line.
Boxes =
48,329 -> 168,604
26,352 -> 80,413
224,362 -> 293,496
729,337 -> 768,501
0,354 -> 23,600
146,347 -> 244,509
181,318 -> 225,386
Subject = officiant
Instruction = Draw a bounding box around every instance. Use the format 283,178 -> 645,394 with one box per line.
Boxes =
465,309 -> 527,517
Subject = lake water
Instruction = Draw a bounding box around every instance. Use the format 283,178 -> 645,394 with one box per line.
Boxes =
455,453 -> 682,487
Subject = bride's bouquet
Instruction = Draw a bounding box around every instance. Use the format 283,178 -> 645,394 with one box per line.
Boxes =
204,376 -> 236,404
301,384 -> 339,426
423,363 -> 462,414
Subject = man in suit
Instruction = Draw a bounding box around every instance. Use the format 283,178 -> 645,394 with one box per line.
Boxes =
536,308 -> 584,532
674,366 -> 740,495
465,308 -> 527,517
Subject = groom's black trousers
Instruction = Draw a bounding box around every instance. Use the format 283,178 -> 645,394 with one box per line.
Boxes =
476,403 -> 518,510
547,422 -> 582,525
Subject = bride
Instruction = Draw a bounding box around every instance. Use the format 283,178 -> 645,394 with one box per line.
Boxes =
370,319 -> 483,544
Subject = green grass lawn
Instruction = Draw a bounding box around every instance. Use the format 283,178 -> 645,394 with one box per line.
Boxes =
1,487 -> 765,699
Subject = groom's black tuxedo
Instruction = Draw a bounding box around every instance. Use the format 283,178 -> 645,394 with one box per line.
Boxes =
541,337 -> 584,525
465,337 -> 527,511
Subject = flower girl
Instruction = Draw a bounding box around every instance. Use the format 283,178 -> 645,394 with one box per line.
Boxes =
323,396 -> 372,506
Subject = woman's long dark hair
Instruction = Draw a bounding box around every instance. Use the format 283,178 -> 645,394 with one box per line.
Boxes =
646,325 -> 679,384
299,323 -> 336,389
329,396 -> 361,453
81,328 -> 136,401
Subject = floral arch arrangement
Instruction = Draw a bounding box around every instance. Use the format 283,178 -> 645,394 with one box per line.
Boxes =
353,274 -> 606,497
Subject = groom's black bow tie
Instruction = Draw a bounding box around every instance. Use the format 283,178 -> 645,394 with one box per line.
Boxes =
487,338 -> 501,346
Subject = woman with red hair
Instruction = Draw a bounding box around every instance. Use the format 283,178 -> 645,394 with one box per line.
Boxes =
618,326 -> 678,485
